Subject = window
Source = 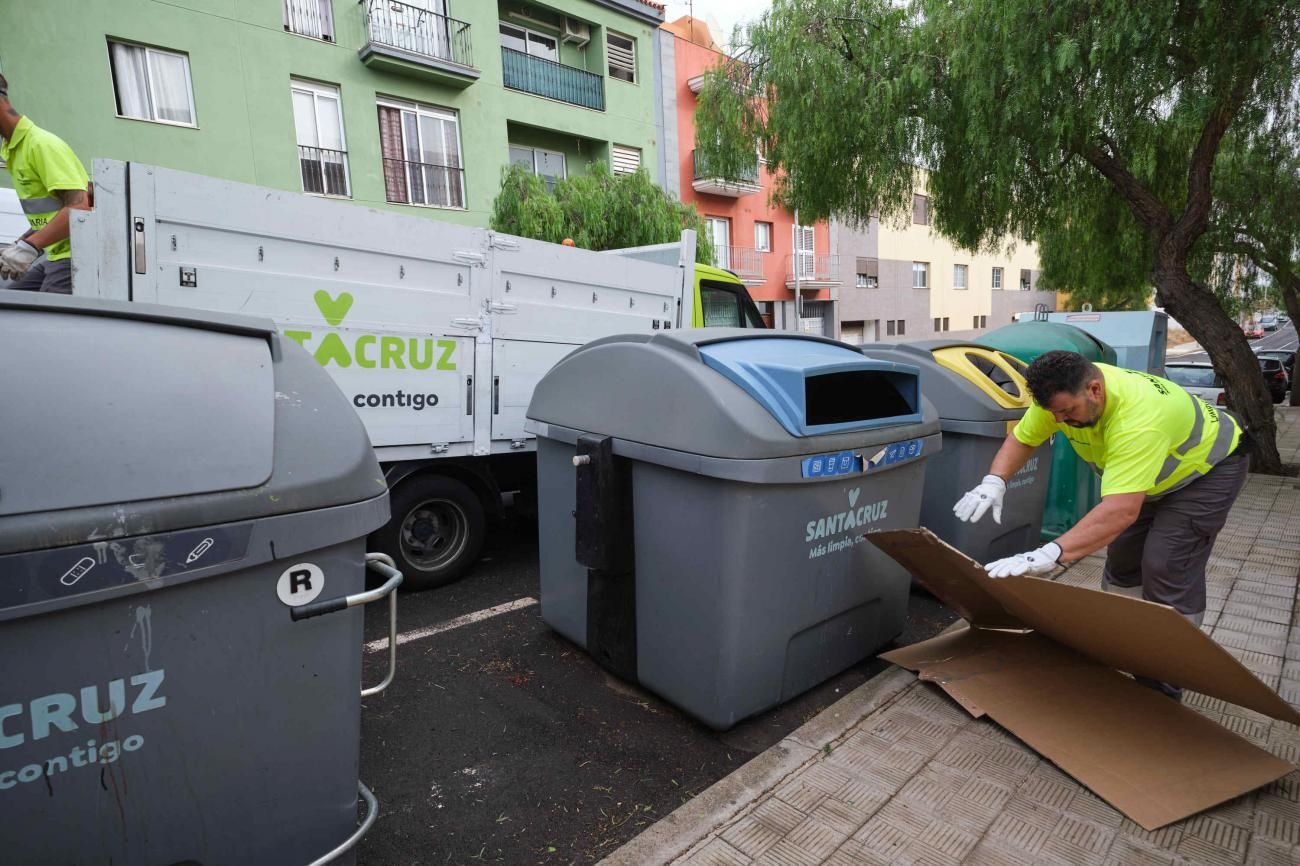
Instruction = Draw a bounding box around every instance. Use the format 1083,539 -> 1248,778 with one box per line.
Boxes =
886,319 -> 905,337
377,98 -> 465,208
510,144 -> 566,192
972,315 -> 988,329
912,261 -> 929,289
887,320 -> 896,337
611,144 -> 641,175
943,317 -> 950,331
856,257 -> 879,288
1020,268 -> 1032,291
897,319 -> 906,336
108,41 -> 197,126
292,80 -> 349,197
793,225 -> 815,278
283,0 -> 334,41
607,31 -> 636,83
953,264 -> 967,290
979,315 -> 987,328
699,280 -> 763,327
934,317 -> 941,332
992,267 -> 1003,290
705,217 -> 730,270
912,194 -> 929,225
499,23 -> 558,61
754,222 -> 772,252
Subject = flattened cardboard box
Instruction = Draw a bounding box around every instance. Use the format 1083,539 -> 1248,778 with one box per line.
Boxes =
868,528 -> 1300,830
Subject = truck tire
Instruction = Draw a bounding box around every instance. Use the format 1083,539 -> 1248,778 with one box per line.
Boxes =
375,475 -> 487,591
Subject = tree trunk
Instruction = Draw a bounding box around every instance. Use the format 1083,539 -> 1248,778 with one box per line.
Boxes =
1279,275 -> 1300,408
1154,263 -> 1283,474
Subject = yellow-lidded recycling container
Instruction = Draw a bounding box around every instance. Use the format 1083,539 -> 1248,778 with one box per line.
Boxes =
862,340 -> 1051,562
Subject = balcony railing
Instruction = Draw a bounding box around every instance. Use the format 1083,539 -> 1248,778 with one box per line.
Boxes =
382,157 -> 466,209
284,0 -> 334,40
364,1 -> 473,68
299,145 -> 350,198
723,246 -> 766,281
786,253 -> 841,285
693,150 -> 759,185
501,47 -> 605,111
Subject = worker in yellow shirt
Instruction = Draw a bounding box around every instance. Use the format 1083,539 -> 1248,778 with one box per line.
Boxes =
954,350 -> 1250,699
0,72 -> 91,293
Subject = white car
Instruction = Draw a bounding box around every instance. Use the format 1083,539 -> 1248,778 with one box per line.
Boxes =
1262,314 -> 1280,331
1164,362 -> 1225,405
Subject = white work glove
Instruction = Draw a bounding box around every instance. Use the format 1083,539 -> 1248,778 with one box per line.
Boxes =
985,542 -> 1063,579
953,474 -> 1006,525
0,240 -> 40,280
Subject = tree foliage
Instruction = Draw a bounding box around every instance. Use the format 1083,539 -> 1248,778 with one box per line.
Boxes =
698,0 -> 1300,470
490,163 -> 715,265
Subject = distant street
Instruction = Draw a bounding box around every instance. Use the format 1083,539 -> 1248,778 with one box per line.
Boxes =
1177,320 -> 1297,363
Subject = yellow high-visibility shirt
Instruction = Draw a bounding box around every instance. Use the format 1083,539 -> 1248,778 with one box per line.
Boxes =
1,116 -> 89,262
1013,364 -> 1241,498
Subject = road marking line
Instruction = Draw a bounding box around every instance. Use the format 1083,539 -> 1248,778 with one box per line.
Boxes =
366,597 -> 539,653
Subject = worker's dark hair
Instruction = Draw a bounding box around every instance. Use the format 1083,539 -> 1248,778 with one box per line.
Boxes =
0,72 -> 8,97
1025,350 -> 1101,406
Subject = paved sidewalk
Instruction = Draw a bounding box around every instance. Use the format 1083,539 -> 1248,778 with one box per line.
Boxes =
602,408 -> 1300,866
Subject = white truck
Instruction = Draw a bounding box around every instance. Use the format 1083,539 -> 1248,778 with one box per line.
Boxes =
68,160 -> 765,588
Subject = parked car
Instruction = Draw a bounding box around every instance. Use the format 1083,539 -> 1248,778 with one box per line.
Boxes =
1244,324 -> 1265,339
1262,314 -> 1280,331
1260,356 -> 1289,403
1256,348 -> 1295,381
1166,358 -> 1287,406
1165,362 -> 1224,404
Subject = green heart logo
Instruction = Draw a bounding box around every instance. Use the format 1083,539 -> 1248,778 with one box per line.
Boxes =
314,290 -> 354,326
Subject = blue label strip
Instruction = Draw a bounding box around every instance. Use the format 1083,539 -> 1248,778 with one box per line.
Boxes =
801,439 -> 924,478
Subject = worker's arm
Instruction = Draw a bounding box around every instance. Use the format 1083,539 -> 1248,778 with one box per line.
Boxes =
25,187 -> 90,251
988,433 -> 1036,481
1051,492 -> 1145,563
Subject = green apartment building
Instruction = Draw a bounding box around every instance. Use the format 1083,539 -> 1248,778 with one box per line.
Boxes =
0,0 -> 668,227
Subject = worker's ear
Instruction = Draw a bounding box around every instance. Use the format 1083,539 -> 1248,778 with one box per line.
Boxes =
1087,378 -> 1104,400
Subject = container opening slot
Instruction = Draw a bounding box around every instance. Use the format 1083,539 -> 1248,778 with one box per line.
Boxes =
805,370 -> 915,426
965,353 -> 1022,397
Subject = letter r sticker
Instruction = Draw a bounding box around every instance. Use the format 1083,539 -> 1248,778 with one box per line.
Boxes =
277,563 -> 325,606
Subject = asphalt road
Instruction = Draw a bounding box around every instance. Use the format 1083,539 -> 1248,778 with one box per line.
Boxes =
1176,320 -> 1297,362
357,513 -> 957,866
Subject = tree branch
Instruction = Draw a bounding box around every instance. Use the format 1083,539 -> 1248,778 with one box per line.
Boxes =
1079,142 -> 1175,233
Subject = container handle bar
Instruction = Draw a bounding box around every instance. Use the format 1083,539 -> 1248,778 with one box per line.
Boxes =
290,553 -> 403,698
303,780 -> 379,866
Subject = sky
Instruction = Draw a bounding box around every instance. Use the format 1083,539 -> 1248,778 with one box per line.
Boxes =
661,0 -> 773,51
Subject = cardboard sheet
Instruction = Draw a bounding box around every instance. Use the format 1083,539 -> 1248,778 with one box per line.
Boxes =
868,528 -> 1300,830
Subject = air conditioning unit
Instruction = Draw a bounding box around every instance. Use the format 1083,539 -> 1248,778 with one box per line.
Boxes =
562,17 -> 590,46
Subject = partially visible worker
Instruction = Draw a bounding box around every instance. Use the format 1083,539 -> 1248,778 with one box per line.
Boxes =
953,350 -> 1251,699
0,72 -> 91,293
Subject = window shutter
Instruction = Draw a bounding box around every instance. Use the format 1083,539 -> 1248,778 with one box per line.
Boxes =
912,194 -> 928,225
378,106 -> 408,203
612,145 -> 641,175
607,32 -> 635,82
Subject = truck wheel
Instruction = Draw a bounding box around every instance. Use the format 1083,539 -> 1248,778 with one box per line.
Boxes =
376,475 -> 487,591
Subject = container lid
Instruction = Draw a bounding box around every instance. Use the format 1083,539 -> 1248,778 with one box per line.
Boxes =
982,321 -> 1118,365
0,293 -> 384,555
527,328 -> 939,459
862,341 -> 1033,422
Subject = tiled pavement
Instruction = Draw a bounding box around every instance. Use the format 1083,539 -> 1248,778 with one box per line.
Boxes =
605,409 -> 1300,866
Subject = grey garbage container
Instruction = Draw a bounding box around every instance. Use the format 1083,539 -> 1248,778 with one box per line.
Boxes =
0,292 -> 395,866
864,340 -> 1052,562
527,329 -> 940,730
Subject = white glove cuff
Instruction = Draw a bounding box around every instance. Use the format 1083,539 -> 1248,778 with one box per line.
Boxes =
982,474 -> 1007,492
1041,541 -> 1062,563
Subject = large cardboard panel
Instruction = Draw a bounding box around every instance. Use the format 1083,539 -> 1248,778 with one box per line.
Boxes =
886,628 -> 1294,829
869,528 -> 1300,725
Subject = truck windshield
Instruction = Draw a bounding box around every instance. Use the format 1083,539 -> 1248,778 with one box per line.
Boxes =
700,280 -> 767,328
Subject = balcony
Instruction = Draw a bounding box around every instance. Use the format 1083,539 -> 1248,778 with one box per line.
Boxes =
692,150 -> 760,197
298,145 -> 350,198
786,253 -> 842,292
359,1 -> 479,88
502,47 -> 605,111
719,246 -> 766,284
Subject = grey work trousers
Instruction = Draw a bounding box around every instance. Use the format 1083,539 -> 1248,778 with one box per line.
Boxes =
7,257 -> 72,294
1102,450 -> 1250,698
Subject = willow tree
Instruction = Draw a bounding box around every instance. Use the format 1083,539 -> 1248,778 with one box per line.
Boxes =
490,163 -> 715,265
698,0 -> 1300,472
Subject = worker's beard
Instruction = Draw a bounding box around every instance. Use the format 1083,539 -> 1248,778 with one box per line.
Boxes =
1064,394 -> 1103,428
